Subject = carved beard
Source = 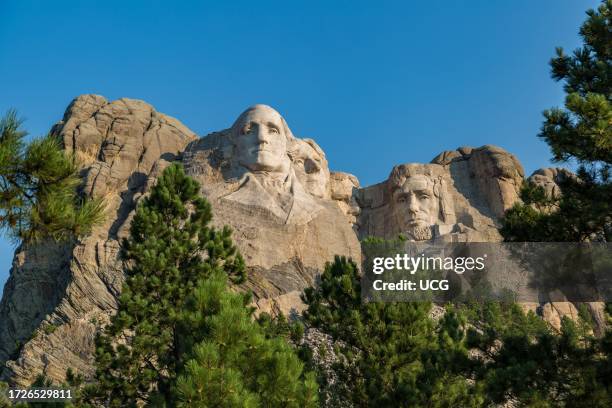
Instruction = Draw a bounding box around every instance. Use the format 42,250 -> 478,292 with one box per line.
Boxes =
404,225 -> 433,241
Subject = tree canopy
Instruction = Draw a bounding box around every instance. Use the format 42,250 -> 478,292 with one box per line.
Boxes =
0,110 -> 103,242
502,0 -> 611,243
85,164 -> 316,407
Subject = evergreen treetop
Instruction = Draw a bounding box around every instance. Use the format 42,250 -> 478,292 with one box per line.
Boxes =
542,0 -> 611,167
0,110 -> 103,242
502,0 -> 611,242
86,163 -> 316,407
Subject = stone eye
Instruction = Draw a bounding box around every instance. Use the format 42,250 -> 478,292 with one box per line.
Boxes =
304,159 -> 320,174
269,126 -> 280,134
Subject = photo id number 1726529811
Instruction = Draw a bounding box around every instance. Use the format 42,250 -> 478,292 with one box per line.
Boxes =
5,388 -> 73,402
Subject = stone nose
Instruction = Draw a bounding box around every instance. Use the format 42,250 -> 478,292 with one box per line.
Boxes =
407,194 -> 419,213
255,127 -> 270,144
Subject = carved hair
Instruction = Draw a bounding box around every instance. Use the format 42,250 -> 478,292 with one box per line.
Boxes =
287,138 -> 327,163
387,163 -> 456,224
230,104 -> 295,143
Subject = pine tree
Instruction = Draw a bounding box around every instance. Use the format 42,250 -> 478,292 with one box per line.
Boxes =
0,110 -> 103,242
466,305 -> 612,406
496,3 -> 612,402
502,0 -> 611,242
175,272 -> 318,407
543,0 -> 611,166
86,163 -> 315,407
302,256 -> 484,407
87,163 -> 245,406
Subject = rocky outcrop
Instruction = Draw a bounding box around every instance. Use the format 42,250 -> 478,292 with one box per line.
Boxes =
359,145 -> 525,243
180,105 -> 361,317
0,95 -> 196,386
523,167 -> 607,334
528,167 -> 575,200
430,145 -> 524,219
0,95 -> 591,386
0,98 -> 362,385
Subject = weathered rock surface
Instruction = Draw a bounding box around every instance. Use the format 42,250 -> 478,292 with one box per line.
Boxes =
0,95 -> 594,387
430,145 -> 525,218
0,95 -> 196,386
528,167 -> 575,200
181,105 -> 362,312
359,145 -> 525,243
524,167 -> 607,334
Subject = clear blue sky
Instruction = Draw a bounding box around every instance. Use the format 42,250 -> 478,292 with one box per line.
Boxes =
0,0 -> 599,289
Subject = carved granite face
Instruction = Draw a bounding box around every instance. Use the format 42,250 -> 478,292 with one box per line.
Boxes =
393,174 -> 439,231
231,105 -> 291,174
385,164 -> 456,240
289,138 -> 330,198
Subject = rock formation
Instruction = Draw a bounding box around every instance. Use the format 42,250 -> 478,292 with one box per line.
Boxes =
0,95 -> 197,386
528,167 -> 575,200
359,145 -> 525,243
523,167 -> 607,333
181,104 -> 362,313
0,95 -> 591,386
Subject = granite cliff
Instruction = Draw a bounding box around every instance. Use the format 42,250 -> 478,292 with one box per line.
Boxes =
0,95 -> 591,386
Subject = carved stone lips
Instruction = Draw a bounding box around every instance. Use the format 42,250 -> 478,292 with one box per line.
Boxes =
406,217 -> 429,226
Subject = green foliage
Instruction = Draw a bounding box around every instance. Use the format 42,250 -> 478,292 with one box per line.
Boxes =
257,312 -> 305,344
0,110 -> 104,242
465,302 -> 612,406
0,381 -> 10,408
502,0 -> 611,243
85,163 -> 314,407
23,375 -> 71,408
452,300 -> 612,406
503,172 -> 611,241
499,7 -> 612,402
87,164 -> 244,406
303,254 -> 612,406
497,5 -> 612,400
463,302 -> 549,348
543,0 -> 611,165
302,256 -> 484,407
175,272 -> 317,407
43,324 -> 58,335
302,2 -> 612,406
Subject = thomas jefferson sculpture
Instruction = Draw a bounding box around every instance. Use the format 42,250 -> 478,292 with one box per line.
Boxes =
288,137 -> 330,199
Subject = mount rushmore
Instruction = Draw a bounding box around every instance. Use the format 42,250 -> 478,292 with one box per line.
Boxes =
0,95 -> 583,386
